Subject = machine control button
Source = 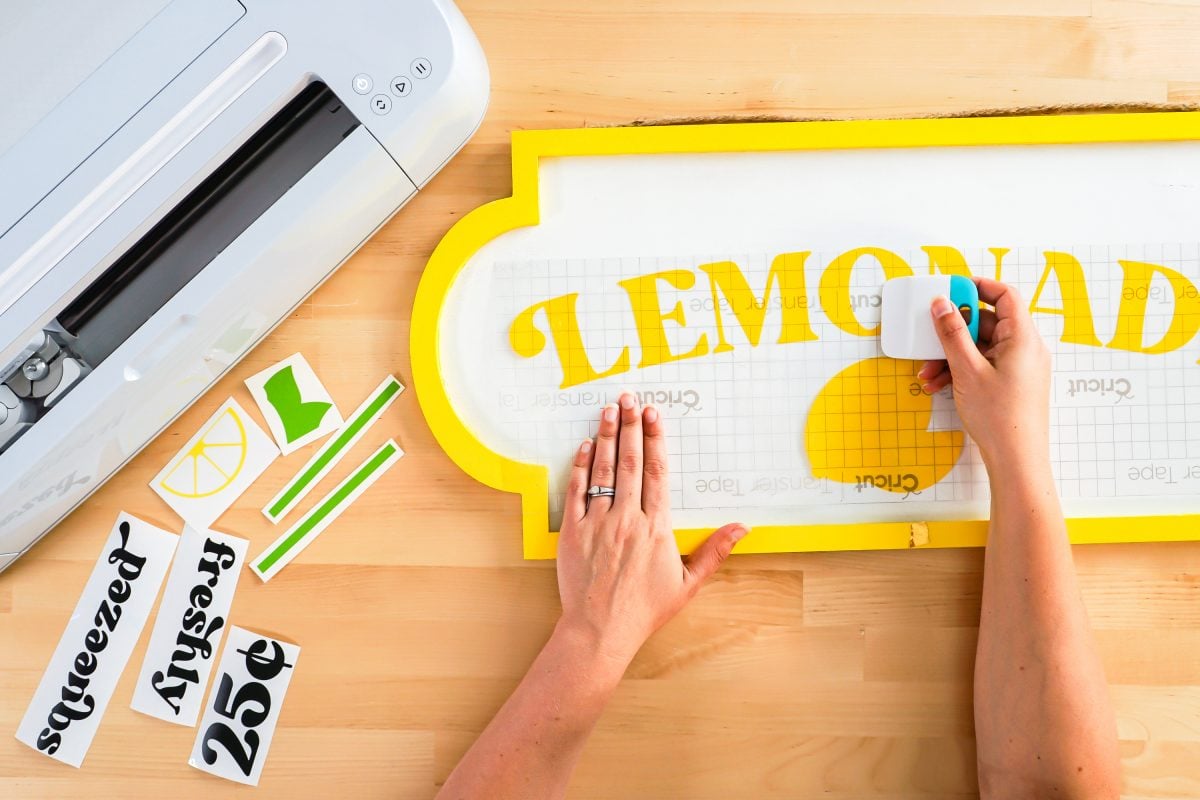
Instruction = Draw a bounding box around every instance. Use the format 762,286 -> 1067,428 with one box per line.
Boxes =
389,75 -> 412,97
370,94 -> 392,115
352,73 -> 373,94
411,58 -> 432,79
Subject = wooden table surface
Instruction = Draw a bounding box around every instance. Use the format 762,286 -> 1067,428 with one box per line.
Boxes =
4,2 -> 1200,797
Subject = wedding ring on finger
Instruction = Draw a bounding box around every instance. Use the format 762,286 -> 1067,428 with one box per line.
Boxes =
585,484 -> 616,509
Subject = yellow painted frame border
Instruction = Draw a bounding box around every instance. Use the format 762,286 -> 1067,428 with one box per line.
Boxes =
412,112 -> 1200,559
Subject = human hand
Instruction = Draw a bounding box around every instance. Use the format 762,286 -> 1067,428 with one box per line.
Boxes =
555,392 -> 748,669
917,277 -> 1052,472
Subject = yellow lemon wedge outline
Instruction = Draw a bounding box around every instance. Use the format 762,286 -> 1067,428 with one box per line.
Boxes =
158,407 -> 249,499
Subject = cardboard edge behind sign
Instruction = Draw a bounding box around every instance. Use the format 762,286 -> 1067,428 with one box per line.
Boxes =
410,112 -> 1200,560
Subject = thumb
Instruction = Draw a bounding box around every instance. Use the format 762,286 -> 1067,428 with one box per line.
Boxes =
931,295 -> 986,376
684,523 -> 750,590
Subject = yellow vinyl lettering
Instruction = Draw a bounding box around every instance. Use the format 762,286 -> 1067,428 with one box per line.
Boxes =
699,252 -> 818,353
1029,251 -> 1103,347
921,245 -> 971,277
617,270 -> 709,369
819,247 -> 913,337
1109,260 -> 1200,355
509,293 -> 631,389
988,247 -> 1011,281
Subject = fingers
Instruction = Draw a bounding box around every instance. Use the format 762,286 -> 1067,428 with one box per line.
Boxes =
918,360 -> 945,382
977,307 -> 998,345
563,439 -> 593,523
683,523 -> 749,591
586,404 -> 619,516
931,295 -> 988,377
919,302 -> 990,387
923,368 -> 953,394
641,405 -> 670,516
973,277 -> 1026,324
615,393 -> 643,509
918,360 -> 951,394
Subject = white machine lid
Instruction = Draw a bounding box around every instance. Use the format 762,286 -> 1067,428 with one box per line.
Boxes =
0,1 -> 173,158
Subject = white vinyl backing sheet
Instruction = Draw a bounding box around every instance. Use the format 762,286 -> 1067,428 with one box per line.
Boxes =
131,526 -> 248,726
189,626 -> 300,786
15,513 -> 177,766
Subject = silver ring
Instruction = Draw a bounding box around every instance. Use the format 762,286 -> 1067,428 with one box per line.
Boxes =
587,485 -> 616,498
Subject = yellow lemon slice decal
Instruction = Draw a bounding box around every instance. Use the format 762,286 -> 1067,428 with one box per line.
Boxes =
805,356 -> 963,494
158,407 -> 249,498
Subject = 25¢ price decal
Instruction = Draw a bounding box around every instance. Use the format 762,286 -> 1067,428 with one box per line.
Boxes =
189,627 -> 300,786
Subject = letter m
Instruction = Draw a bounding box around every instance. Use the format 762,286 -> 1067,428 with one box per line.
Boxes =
699,252 -> 817,352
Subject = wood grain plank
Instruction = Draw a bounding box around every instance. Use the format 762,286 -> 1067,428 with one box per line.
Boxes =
4,1 -> 1200,796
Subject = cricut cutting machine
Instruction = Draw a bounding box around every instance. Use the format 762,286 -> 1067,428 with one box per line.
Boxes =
0,0 -> 489,572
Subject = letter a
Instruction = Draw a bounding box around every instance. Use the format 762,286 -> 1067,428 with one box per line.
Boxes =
1029,252 -> 1103,347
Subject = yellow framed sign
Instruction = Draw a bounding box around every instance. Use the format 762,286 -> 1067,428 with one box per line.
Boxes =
412,113 -> 1200,559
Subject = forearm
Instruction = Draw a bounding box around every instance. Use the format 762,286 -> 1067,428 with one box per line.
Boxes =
436,622 -> 627,800
974,456 -> 1120,798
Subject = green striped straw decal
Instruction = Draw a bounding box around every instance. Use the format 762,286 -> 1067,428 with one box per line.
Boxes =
254,441 -> 401,578
264,376 -> 403,521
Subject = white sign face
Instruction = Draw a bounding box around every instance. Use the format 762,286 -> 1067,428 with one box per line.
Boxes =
131,527 -> 248,726
188,627 -> 300,786
15,513 -> 177,767
150,398 -> 279,529
244,353 -> 343,455
437,139 -> 1200,537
